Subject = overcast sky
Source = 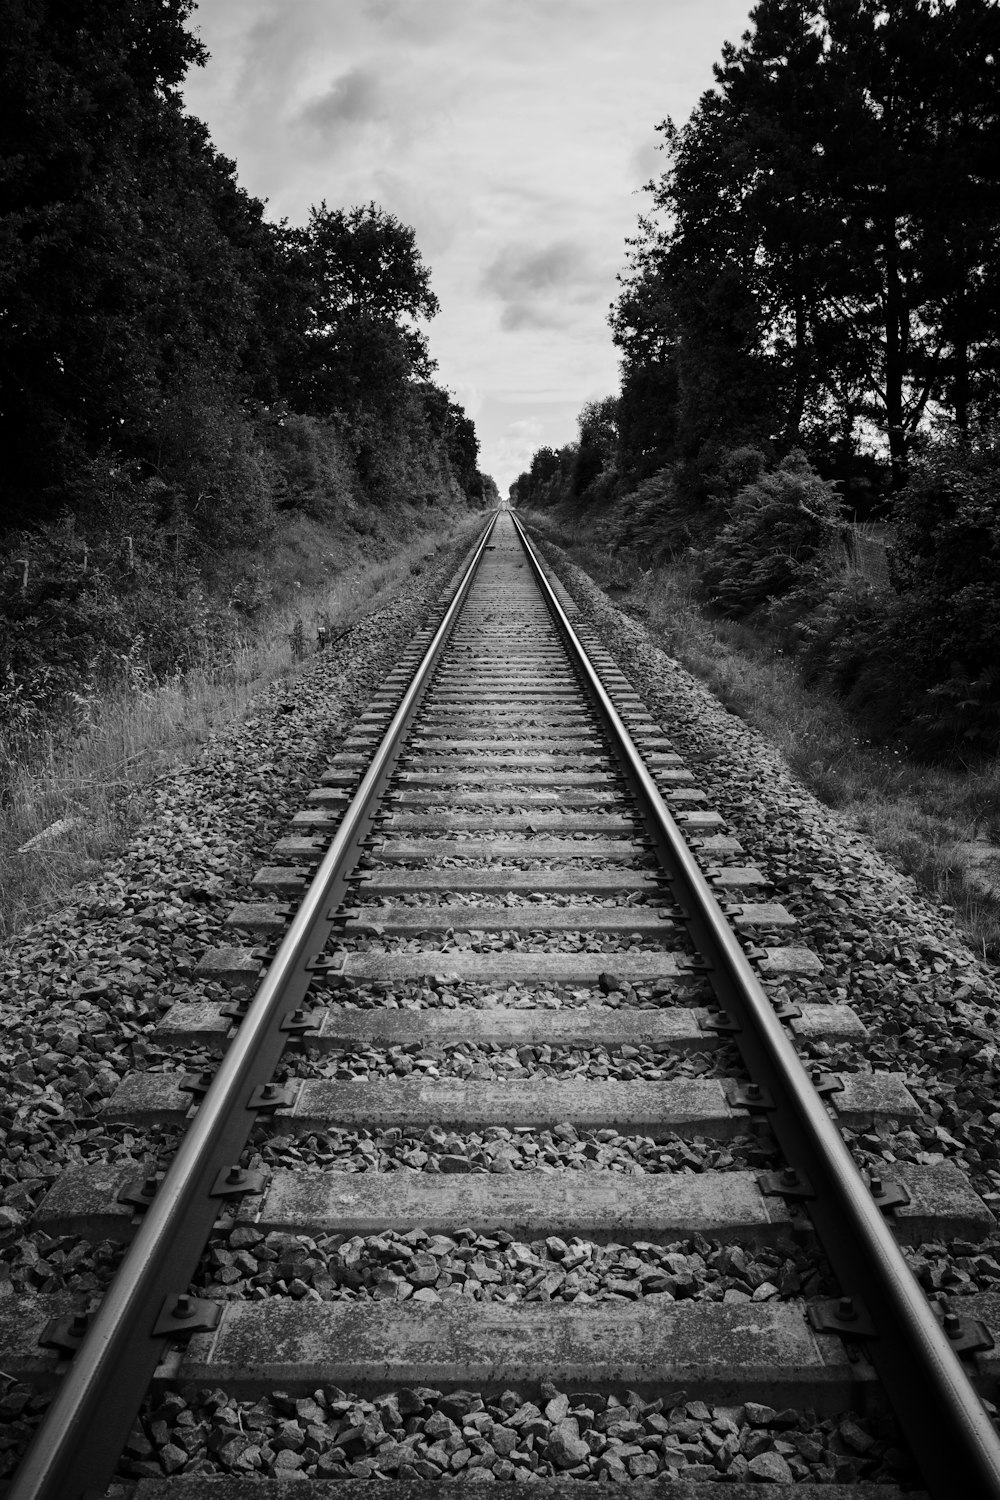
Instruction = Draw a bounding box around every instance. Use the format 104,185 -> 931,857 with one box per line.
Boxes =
183,0 -> 754,494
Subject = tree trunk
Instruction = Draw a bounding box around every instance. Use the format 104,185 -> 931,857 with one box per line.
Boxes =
787,236 -> 808,440
952,230 -> 970,433
883,209 -> 908,488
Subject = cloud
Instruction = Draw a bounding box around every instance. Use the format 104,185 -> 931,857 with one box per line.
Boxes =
481,240 -> 604,332
494,417 -> 546,486
498,305 -> 565,332
485,242 -> 580,299
299,66 -> 385,131
629,135 -> 666,187
364,0 -> 465,45
448,380 -> 483,419
295,53 -> 464,160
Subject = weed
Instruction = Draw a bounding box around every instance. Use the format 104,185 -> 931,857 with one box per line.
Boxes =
0,511 -> 485,940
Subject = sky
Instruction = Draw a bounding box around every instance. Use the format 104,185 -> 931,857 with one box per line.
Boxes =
182,0 -> 755,494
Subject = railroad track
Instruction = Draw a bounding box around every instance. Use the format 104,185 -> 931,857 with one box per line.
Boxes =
3,507 -> 1000,1497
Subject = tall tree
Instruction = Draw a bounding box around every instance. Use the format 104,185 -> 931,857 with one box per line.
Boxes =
0,0 -> 283,524
285,202 -> 440,425
613,0 -> 1000,493
610,256 -> 681,483
570,397 -> 619,498
417,382 -> 481,498
901,0 -> 1000,431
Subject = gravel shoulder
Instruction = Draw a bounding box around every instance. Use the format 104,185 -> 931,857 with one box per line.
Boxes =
533,532 -> 1000,1216
0,527 -> 484,1241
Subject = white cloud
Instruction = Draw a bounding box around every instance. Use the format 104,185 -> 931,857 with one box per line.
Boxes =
299,67 -> 386,132
494,417 -> 547,488
481,240 -> 605,332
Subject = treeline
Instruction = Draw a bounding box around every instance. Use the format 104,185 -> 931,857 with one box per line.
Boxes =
1,0 -> 492,733
514,0 -> 1000,758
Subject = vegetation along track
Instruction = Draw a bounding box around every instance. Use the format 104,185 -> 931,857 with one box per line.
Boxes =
4,508 -> 1000,1499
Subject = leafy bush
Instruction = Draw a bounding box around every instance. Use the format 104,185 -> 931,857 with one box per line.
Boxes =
785,568 -> 889,694
703,445 -> 770,503
698,450 -> 842,616
265,411 -> 358,518
146,379 -> 277,557
869,432 -> 1000,755
758,431 -> 1000,758
677,439 -> 771,513
615,468 -> 692,558
0,504 -> 227,739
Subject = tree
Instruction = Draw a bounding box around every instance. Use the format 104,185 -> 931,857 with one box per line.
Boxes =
895,0 -> 1000,431
0,0 -> 284,528
610,260 -> 681,482
510,445 -> 575,509
569,397 -> 619,498
285,202 -> 440,425
613,0 -> 1000,495
417,382 -> 481,498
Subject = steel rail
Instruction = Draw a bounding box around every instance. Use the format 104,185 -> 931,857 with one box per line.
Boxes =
510,508 -> 1000,1499
8,509 -> 501,1500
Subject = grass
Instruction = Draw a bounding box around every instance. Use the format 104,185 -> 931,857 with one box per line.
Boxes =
0,510 -> 486,942
528,513 -> 1000,965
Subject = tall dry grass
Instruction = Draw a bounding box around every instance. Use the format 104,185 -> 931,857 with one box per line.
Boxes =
1,514 -> 484,940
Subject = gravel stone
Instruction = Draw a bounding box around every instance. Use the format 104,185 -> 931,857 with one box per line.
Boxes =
112,1384 -> 914,1484
748,1447 -> 795,1481
7,517 -> 1000,1487
197,1222 -> 832,1307
0,529 -> 484,1478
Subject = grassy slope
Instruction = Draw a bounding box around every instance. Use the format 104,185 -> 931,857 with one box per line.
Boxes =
1,498 -> 488,940
524,506 -> 1000,966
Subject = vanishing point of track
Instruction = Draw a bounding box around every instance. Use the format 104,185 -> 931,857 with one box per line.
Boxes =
6,507 -> 1000,1498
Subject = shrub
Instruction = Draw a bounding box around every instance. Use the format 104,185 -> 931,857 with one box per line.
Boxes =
781,430 -> 1000,758
0,505 -> 227,739
677,439 -> 771,514
147,379 -> 277,557
615,467 -> 693,559
870,431 -> 1000,755
787,568 -> 889,694
698,450 -> 842,617
265,411 -> 358,519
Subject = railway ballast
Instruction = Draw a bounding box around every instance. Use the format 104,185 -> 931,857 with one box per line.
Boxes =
3,509 -> 1000,1497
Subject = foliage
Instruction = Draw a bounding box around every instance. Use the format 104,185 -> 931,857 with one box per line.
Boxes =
570,398 -> 619,499
691,433 -> 1000,756
0,4 -> 491,742
614,468 -> 693,559
263,412 -> 358,519
509,401 -> 620,513
417,384 -> 481,498
0,510 -> 211,738
139,376 -> 279,556
518,0 -> 1000,769
617,354 -> 679,485
508,2 -> 1000,767
611,0 -> 1000,498
697,452 -> 842,617
779,566 -> 888,695
510,446 -> 577,510
0,0 -> 286,527
284,203 -> 439,428
874,431 -> 1000,753
0,6 -> 482,536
